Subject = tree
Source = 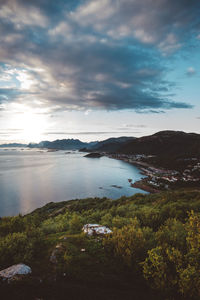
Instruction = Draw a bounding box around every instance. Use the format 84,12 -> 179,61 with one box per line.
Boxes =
69,214 -> 83,234
103,218 -> 146,267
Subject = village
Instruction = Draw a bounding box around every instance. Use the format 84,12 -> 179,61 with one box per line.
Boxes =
106,153 -> 200,192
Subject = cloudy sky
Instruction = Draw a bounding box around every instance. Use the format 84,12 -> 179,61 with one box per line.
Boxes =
0,0 -> 200,143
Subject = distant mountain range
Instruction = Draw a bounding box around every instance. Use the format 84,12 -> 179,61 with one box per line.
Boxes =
0,137 -> 134,151
28,136 -> 134,151
1,132 -> 200,168
28,139 -> 96,150
0,143 -> 27,148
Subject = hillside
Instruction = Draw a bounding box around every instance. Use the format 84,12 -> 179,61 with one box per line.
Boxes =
1,189 -> 200,299
84,137 -> 135,152
118,131 -> 200,156
77,130 -> 200,171
116,131 -> 200,170
80,131 -> 200,166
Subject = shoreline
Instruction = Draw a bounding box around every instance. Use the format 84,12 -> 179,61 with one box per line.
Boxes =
131,180 -> 160,194
104,153 -> 161,194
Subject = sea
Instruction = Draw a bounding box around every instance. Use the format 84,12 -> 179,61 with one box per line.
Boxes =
0,148 -> 146,217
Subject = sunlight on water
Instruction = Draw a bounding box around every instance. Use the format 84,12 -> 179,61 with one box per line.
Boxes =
0,149 -> 146,216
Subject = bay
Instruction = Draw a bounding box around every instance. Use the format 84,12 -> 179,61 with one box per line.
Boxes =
0,149 -> 146,216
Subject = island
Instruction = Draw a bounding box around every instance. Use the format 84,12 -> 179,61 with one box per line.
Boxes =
84,152 -> 103,158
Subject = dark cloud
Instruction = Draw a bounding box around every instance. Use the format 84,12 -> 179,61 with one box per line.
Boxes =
0,0 -> 197,112
72,0 -> 200,54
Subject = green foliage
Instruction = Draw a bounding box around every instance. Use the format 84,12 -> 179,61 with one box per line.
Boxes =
112,215 -> 132,228
41,212 -> 70,234
143,246 -> 182,294
104,218 -> 147,267
143,212 -> 200,298
0,228 -> 45,269
1,190 -> 200,299
177,211 -> 200,298
101,213 -> 113,227
69,213 -> 83,234
156,218 -> 187,250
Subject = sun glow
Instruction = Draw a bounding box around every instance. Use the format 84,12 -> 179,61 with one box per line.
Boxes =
16,70 -> 35,90
10,108 -> 49,142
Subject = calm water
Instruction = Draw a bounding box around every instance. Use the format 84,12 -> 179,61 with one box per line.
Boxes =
0,149 -> 146,216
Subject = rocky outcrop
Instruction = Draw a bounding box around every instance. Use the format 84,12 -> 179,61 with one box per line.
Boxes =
0,264 -> 31,282
82,224 -> 112,236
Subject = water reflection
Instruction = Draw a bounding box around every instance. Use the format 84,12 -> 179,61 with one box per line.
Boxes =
0,149 -> 146,216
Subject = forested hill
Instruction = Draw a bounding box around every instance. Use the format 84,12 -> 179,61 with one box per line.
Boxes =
1,189 -> 200,299
82,136 -> 135,152
116,131 -> 200,170
117,130 -> 200,157
81,130 -> 200,160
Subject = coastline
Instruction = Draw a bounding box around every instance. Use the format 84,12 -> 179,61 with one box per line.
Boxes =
104,153 -> 161,194
131,180 -> 160,194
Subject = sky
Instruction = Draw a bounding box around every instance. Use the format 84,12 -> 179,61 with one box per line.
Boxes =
0,0 -> 200,143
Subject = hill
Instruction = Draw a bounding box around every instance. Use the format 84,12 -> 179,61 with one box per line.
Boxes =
1,189 -> 200,299
118,131 -> 200,156
80,136 -> 135,152
116,130 -> 200,170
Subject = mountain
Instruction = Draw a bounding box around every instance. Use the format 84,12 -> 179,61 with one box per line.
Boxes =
81,136 -> 136,152
28,137 -> 135,151
28,139 -> 94,150
0,143 -> 27,148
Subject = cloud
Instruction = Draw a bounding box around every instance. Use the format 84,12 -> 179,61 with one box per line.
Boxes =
0,87 -> 25,103
136,109 -> 166,114
0,42 -> 192,112
0,0 -> 48,28
186,67 -> 196,76
0,129 -> 23,135
72,0 -> 200,54
0,0 -> 196,113
44,131 -> 140,135
120,124 -> 147,129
